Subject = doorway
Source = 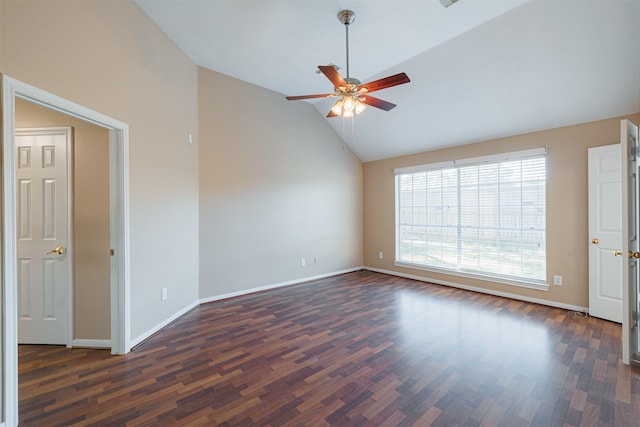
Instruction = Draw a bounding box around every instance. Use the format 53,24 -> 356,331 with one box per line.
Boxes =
2,75 -> 131,426
16,99 -> 113,347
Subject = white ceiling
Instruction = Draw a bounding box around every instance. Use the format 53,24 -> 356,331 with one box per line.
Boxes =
136,0 -> 640,162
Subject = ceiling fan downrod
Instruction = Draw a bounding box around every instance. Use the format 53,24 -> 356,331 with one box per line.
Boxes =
338,10 -> 355,80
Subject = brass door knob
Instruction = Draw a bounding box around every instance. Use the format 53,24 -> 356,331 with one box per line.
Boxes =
46,245 -> 66,255
592,238 -> 599,244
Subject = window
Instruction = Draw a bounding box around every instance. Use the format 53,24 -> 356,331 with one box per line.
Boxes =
395,148 -> 546,287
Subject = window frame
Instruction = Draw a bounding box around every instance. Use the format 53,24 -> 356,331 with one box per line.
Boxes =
394,148 -> 549,291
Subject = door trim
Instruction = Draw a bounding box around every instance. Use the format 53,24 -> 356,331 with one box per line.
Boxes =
621,118 -> 640,366
2,75 -> 131,426
16,127 -> 74,347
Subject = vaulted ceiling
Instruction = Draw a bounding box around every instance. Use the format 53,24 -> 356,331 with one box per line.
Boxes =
136,0 -> 640,162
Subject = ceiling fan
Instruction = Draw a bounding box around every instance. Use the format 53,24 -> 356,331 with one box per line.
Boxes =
286,10 -> 410,118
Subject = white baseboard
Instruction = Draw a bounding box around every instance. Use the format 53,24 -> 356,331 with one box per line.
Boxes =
199,267 -> 364,305
129,265 -> 585,354
72,339 -> 111,349
130,300 -> 200,349
364,266 -> 589,313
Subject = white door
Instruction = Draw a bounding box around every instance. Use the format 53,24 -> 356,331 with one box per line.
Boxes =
16,127 -> 71,345
620,119 -> 639,366
588,144 -> 623,322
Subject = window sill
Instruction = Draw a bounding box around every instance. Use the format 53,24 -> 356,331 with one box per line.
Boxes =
394,261 -> 550,292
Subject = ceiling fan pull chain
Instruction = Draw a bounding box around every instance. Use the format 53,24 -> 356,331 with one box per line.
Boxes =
351,115 -> 356,140
344,115 -> 349,139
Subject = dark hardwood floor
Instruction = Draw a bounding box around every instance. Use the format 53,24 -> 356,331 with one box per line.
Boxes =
19,271 -> 640,426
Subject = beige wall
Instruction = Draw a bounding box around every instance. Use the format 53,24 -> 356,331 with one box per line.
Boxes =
364,113 -> 640,309
198,67 -> 363,297
15,99 -> 110,340
1,0 -> 200,340
0,1 -> 3,416
0,1 -> 3,71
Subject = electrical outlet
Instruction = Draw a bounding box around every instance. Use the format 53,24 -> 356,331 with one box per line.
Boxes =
313,257 -> 318,264
301,258 -> 306,267
161,288 -> 168,300
378,251 -> 384,259
553,275 -> 563,286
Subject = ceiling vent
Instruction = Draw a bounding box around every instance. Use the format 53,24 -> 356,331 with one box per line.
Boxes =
440,0 -> 460,7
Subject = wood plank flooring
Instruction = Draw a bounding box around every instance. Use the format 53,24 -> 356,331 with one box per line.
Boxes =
19,271 -> 640,426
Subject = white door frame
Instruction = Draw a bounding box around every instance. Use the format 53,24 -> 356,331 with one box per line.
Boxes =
2,75 -> 131,426
621,118 -> 640,366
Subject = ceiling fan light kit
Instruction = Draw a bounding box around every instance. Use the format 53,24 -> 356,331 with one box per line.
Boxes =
285,10 -> 410,122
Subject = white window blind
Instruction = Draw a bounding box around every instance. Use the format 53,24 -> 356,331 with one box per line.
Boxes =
396,150 -> 546,284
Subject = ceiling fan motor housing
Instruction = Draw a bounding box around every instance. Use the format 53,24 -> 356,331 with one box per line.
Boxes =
344,77 -> 362,88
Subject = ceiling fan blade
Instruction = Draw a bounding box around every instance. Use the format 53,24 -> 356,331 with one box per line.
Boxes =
318,65 -> 348,89
360,73 -> 410,93
327,109 -> 339,118
286,94 -> 332,101
361,95 -> 397,111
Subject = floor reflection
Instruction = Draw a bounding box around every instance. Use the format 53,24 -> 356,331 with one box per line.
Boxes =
396,288 -> 551,379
